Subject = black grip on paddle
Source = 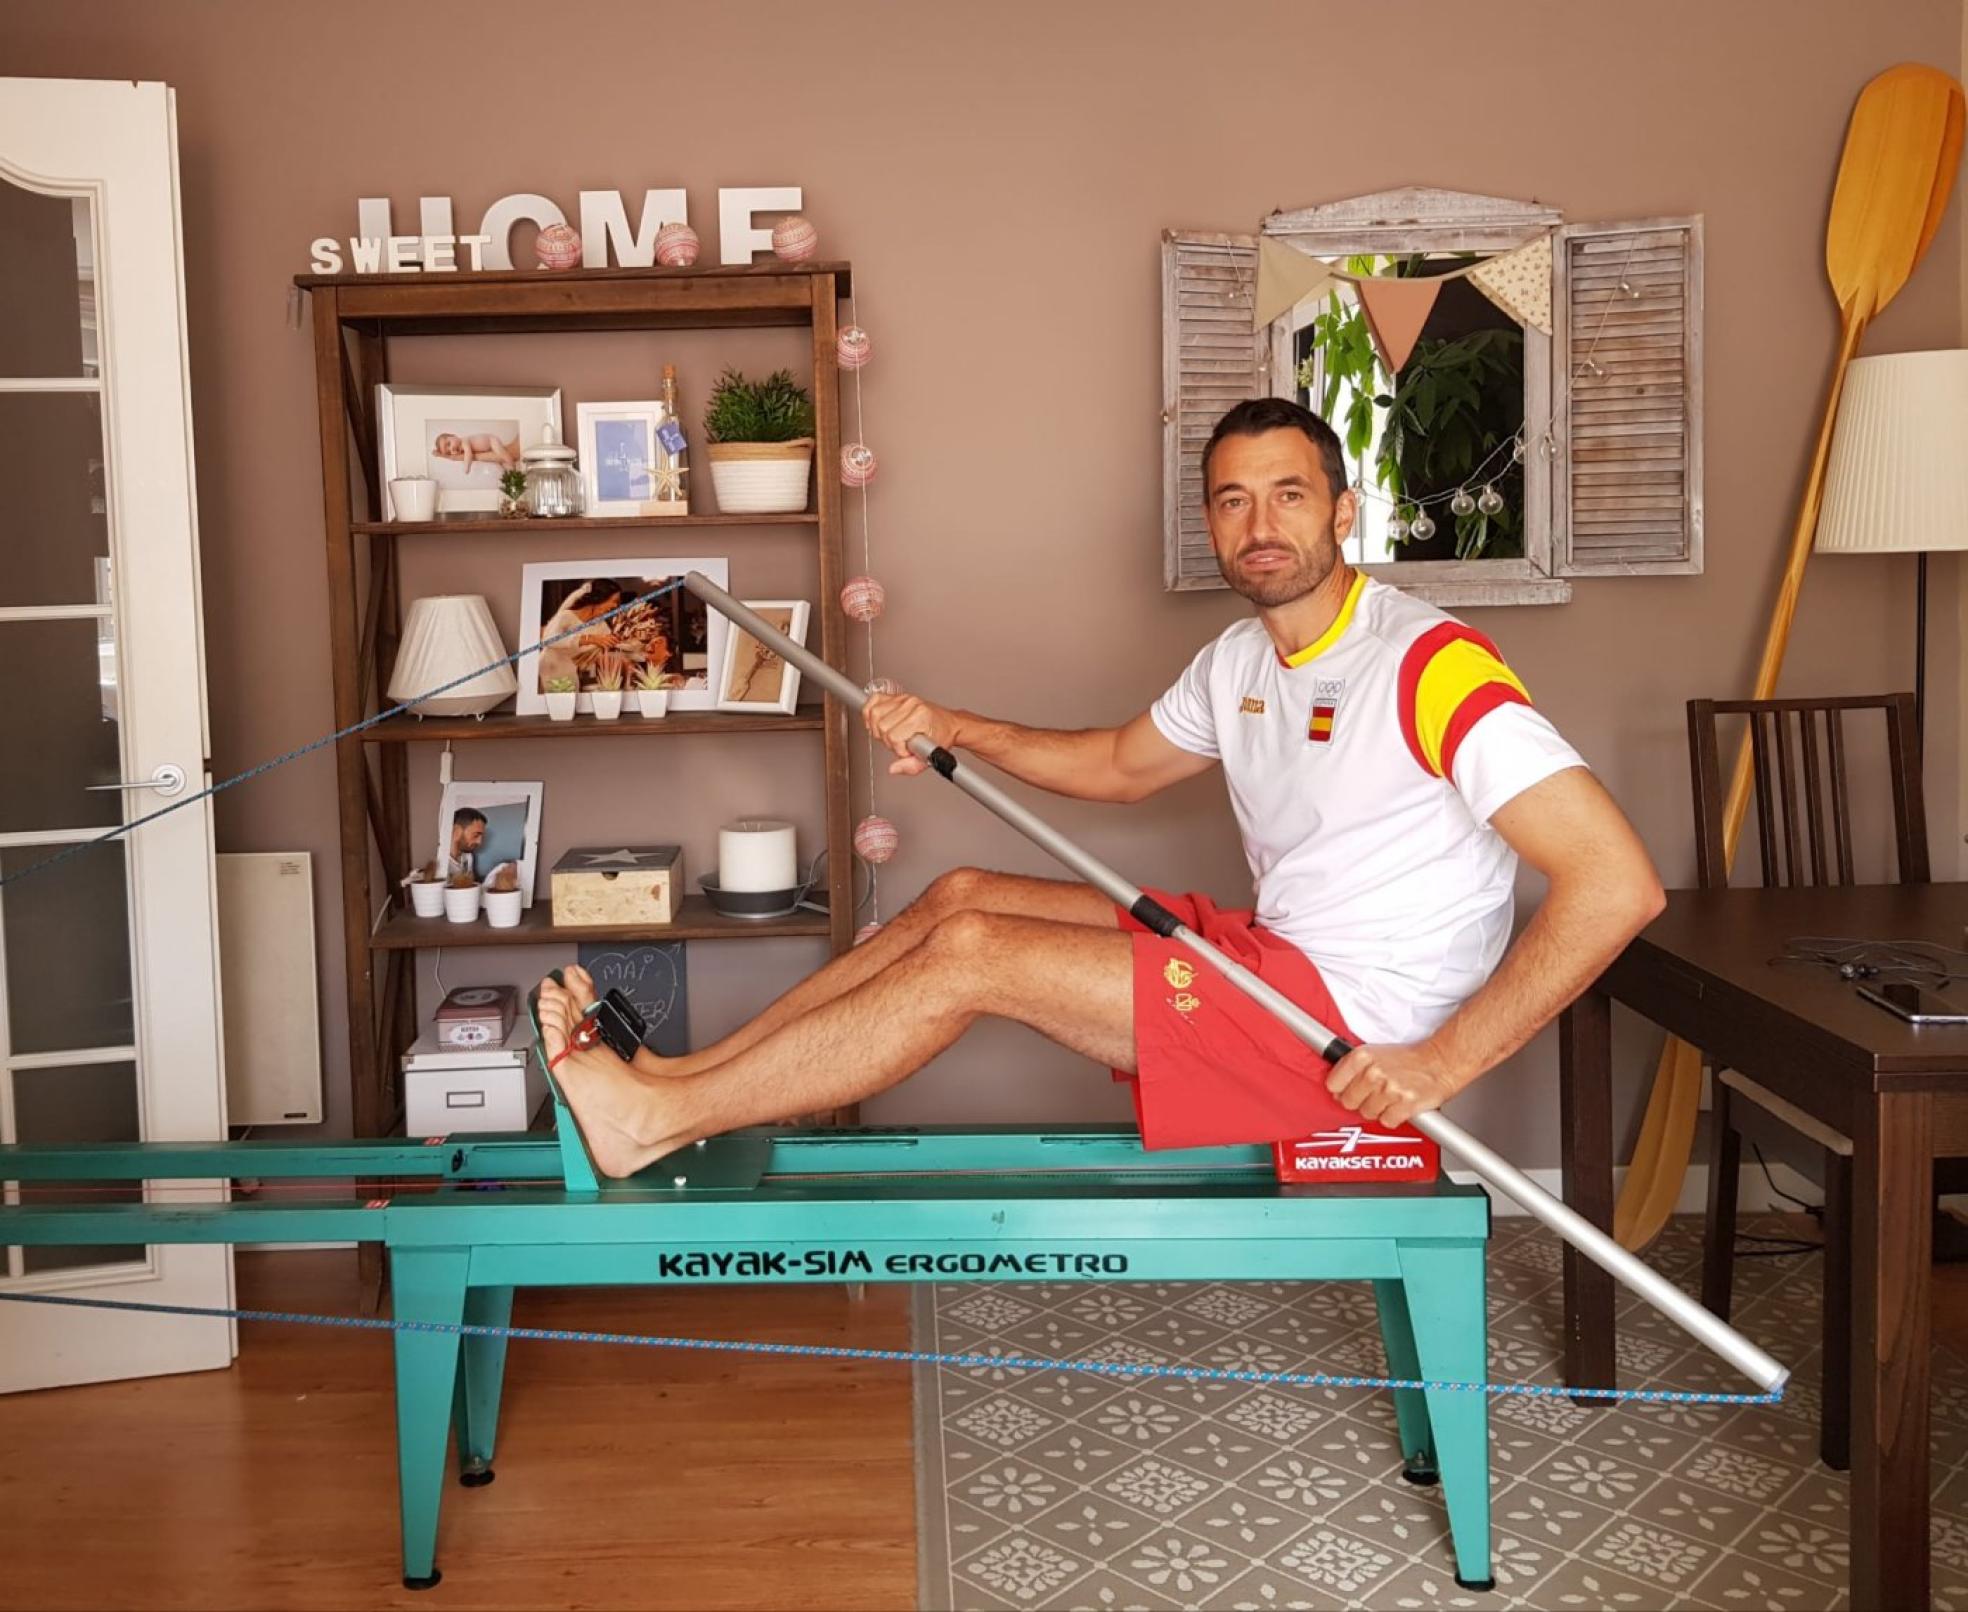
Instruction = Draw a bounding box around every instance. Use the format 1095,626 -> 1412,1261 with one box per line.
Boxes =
1322,1035 -> 1357,1065
1129,894 -> 1182,937
927,746 -> 958,779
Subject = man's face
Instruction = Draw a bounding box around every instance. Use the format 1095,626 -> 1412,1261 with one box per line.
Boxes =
455,818 -> 485,852
1204,428 -> 1355,608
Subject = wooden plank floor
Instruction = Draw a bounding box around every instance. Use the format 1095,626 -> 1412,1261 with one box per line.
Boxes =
9,1232 -> 1968,1609
0,1253 -> 918,1610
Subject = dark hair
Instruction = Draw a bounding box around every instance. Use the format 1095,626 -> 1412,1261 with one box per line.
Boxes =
1200,397 -> 1347,501
453,808 -> 488,828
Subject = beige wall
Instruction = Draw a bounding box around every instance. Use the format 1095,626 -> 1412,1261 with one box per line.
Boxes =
4,0 -> 1961,1163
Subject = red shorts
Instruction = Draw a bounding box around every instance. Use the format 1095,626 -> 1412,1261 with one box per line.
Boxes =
1115,889 -> 1359,1151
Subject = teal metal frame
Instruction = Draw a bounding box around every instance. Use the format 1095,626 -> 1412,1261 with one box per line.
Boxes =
0,983 -> 1494,1589
0,1126 -> 1493,1590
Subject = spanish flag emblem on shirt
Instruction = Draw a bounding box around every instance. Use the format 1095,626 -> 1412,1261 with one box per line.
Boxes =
1307,701 -> 1337,744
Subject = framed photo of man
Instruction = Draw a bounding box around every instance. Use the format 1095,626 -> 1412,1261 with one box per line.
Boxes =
436,779 -> 544,906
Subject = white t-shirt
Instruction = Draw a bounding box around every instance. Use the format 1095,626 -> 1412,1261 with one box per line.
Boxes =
1151,572 -> 1586,1045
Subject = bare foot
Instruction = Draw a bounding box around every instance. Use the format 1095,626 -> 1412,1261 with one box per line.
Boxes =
546,967 -> 689,1083
536,975 -> 680,1178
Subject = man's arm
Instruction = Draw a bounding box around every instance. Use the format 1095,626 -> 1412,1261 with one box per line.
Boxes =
863,693 -> 1214,804
1325,765 -> 1666,1128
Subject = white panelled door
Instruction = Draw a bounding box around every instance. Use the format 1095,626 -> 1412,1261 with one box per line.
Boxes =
0,78 -> 232,1391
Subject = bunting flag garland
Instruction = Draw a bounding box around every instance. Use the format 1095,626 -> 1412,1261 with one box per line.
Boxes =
1468,234 -> 1554,334
1253,236 -> 1338,330
1352,274 -> 1443,375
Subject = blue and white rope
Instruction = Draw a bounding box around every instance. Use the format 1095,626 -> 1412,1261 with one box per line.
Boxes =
0,1290 -> 1782,1406
0,578 -> 686,891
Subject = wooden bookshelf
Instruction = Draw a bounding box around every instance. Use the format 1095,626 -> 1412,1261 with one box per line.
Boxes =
369,705 -> 825,743
299,263 -> 857,1291
351,513 -> 818,536
373,894 -> 832,951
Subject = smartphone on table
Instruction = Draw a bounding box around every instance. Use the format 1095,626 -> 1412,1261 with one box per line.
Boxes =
1856,981 -> 1968,1025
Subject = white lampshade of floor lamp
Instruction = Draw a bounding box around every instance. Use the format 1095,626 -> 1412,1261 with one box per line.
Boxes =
387,595 -> 518,718
1815,349 -> 1968,740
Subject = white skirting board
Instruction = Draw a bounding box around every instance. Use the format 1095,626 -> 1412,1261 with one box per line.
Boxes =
239,1161 -> 1823,1254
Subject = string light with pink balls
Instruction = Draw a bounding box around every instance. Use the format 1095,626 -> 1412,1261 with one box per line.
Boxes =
769,216 -> 893,947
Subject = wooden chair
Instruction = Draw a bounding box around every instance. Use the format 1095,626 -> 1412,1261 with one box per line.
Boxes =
1690,693 -> 1931,1471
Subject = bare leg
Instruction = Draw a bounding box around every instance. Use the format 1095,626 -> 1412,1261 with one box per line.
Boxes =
672,868 -> 1118,1075
548,870 -> 1117,1081
542,909 -> 1135,1178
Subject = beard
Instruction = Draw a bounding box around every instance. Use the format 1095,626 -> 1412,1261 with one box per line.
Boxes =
1216,526 -> 1339,608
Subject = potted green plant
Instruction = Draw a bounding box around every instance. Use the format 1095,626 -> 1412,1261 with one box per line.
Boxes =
634,661 -> 677,719
543,673 -> 578,722
498,467 -> 528,519
703,366 -> 815,514
589,653 -> 625,721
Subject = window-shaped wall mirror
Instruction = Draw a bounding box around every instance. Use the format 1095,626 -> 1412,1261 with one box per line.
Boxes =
1162,188 -> 1703,606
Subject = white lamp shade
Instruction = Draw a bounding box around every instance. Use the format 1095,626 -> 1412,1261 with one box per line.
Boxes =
1817,349 -> 1968,556
387,595 -> 518,717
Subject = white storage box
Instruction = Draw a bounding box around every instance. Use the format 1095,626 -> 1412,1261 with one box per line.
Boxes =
402,1022 -> 546,1136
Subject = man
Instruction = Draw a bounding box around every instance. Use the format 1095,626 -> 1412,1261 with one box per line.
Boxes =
448,808 -> 487,880
540,398 -> 1665,1179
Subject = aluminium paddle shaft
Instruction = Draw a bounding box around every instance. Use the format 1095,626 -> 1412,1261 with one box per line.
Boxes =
683,572 -> 1787,1395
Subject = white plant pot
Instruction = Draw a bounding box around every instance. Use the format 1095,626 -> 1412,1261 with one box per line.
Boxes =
407,879 -> 445,918
544,690 -> 577,722
706,440 -> 814,515
483,888 -> 523,929
635,687 -> 671,718
443,884 -> 482,924
590,690 -> 624,721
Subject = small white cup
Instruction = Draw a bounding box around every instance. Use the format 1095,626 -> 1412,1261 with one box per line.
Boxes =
408,879 -> 445,918
390,476 -> 438,522
443,883 -> 482,924
483,888 -> 522,928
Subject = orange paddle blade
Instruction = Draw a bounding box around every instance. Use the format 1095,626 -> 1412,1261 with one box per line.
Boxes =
1826,63 -> 1965,319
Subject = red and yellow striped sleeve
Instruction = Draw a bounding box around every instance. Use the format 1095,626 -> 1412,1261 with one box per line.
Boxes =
1397,623 -> 1533,781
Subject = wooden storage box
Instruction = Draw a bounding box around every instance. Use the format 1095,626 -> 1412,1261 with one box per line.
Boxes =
549,845 -> 682,927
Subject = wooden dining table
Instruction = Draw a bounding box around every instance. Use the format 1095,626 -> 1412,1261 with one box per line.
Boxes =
1559,882 -> 1968,1611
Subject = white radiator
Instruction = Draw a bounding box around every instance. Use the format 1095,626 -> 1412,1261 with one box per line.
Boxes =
215,851 -> 322,1125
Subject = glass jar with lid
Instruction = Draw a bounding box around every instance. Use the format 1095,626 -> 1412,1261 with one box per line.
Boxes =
521,423 -> 582,518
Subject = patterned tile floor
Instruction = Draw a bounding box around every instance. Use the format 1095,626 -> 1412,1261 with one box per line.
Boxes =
912,1216 -> 1968,1610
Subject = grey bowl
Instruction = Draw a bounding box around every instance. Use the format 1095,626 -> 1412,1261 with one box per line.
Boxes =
700,872 -> 805,920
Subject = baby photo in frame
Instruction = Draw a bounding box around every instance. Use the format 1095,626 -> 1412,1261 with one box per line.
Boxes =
715,600 -> 810,716
378,384 -> 563,517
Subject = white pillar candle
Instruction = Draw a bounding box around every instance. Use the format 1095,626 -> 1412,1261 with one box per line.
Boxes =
719,819 -> 797,892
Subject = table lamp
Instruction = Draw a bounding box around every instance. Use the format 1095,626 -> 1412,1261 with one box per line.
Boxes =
1816,348 -> 1968,745
387,595 -> 517,718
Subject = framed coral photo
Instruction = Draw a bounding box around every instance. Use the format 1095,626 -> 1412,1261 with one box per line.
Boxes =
515,558 -> 730,714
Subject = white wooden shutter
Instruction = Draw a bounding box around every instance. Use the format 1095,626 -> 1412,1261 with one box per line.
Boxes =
1553,216 -> 1704,576
1162,231 -> 1279,591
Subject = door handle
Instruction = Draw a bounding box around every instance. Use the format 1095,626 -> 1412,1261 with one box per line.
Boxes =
86,763 -> 187,798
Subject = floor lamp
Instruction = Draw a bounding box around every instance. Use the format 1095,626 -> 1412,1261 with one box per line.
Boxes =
1815,349 -> 1968,752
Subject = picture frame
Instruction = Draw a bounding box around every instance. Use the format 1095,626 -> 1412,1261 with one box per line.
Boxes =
576,400 -> 664,517
378,383 -> 562,518
436,778 -> 545,908
515,558 -> 731,715
714,600 -> 811,715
